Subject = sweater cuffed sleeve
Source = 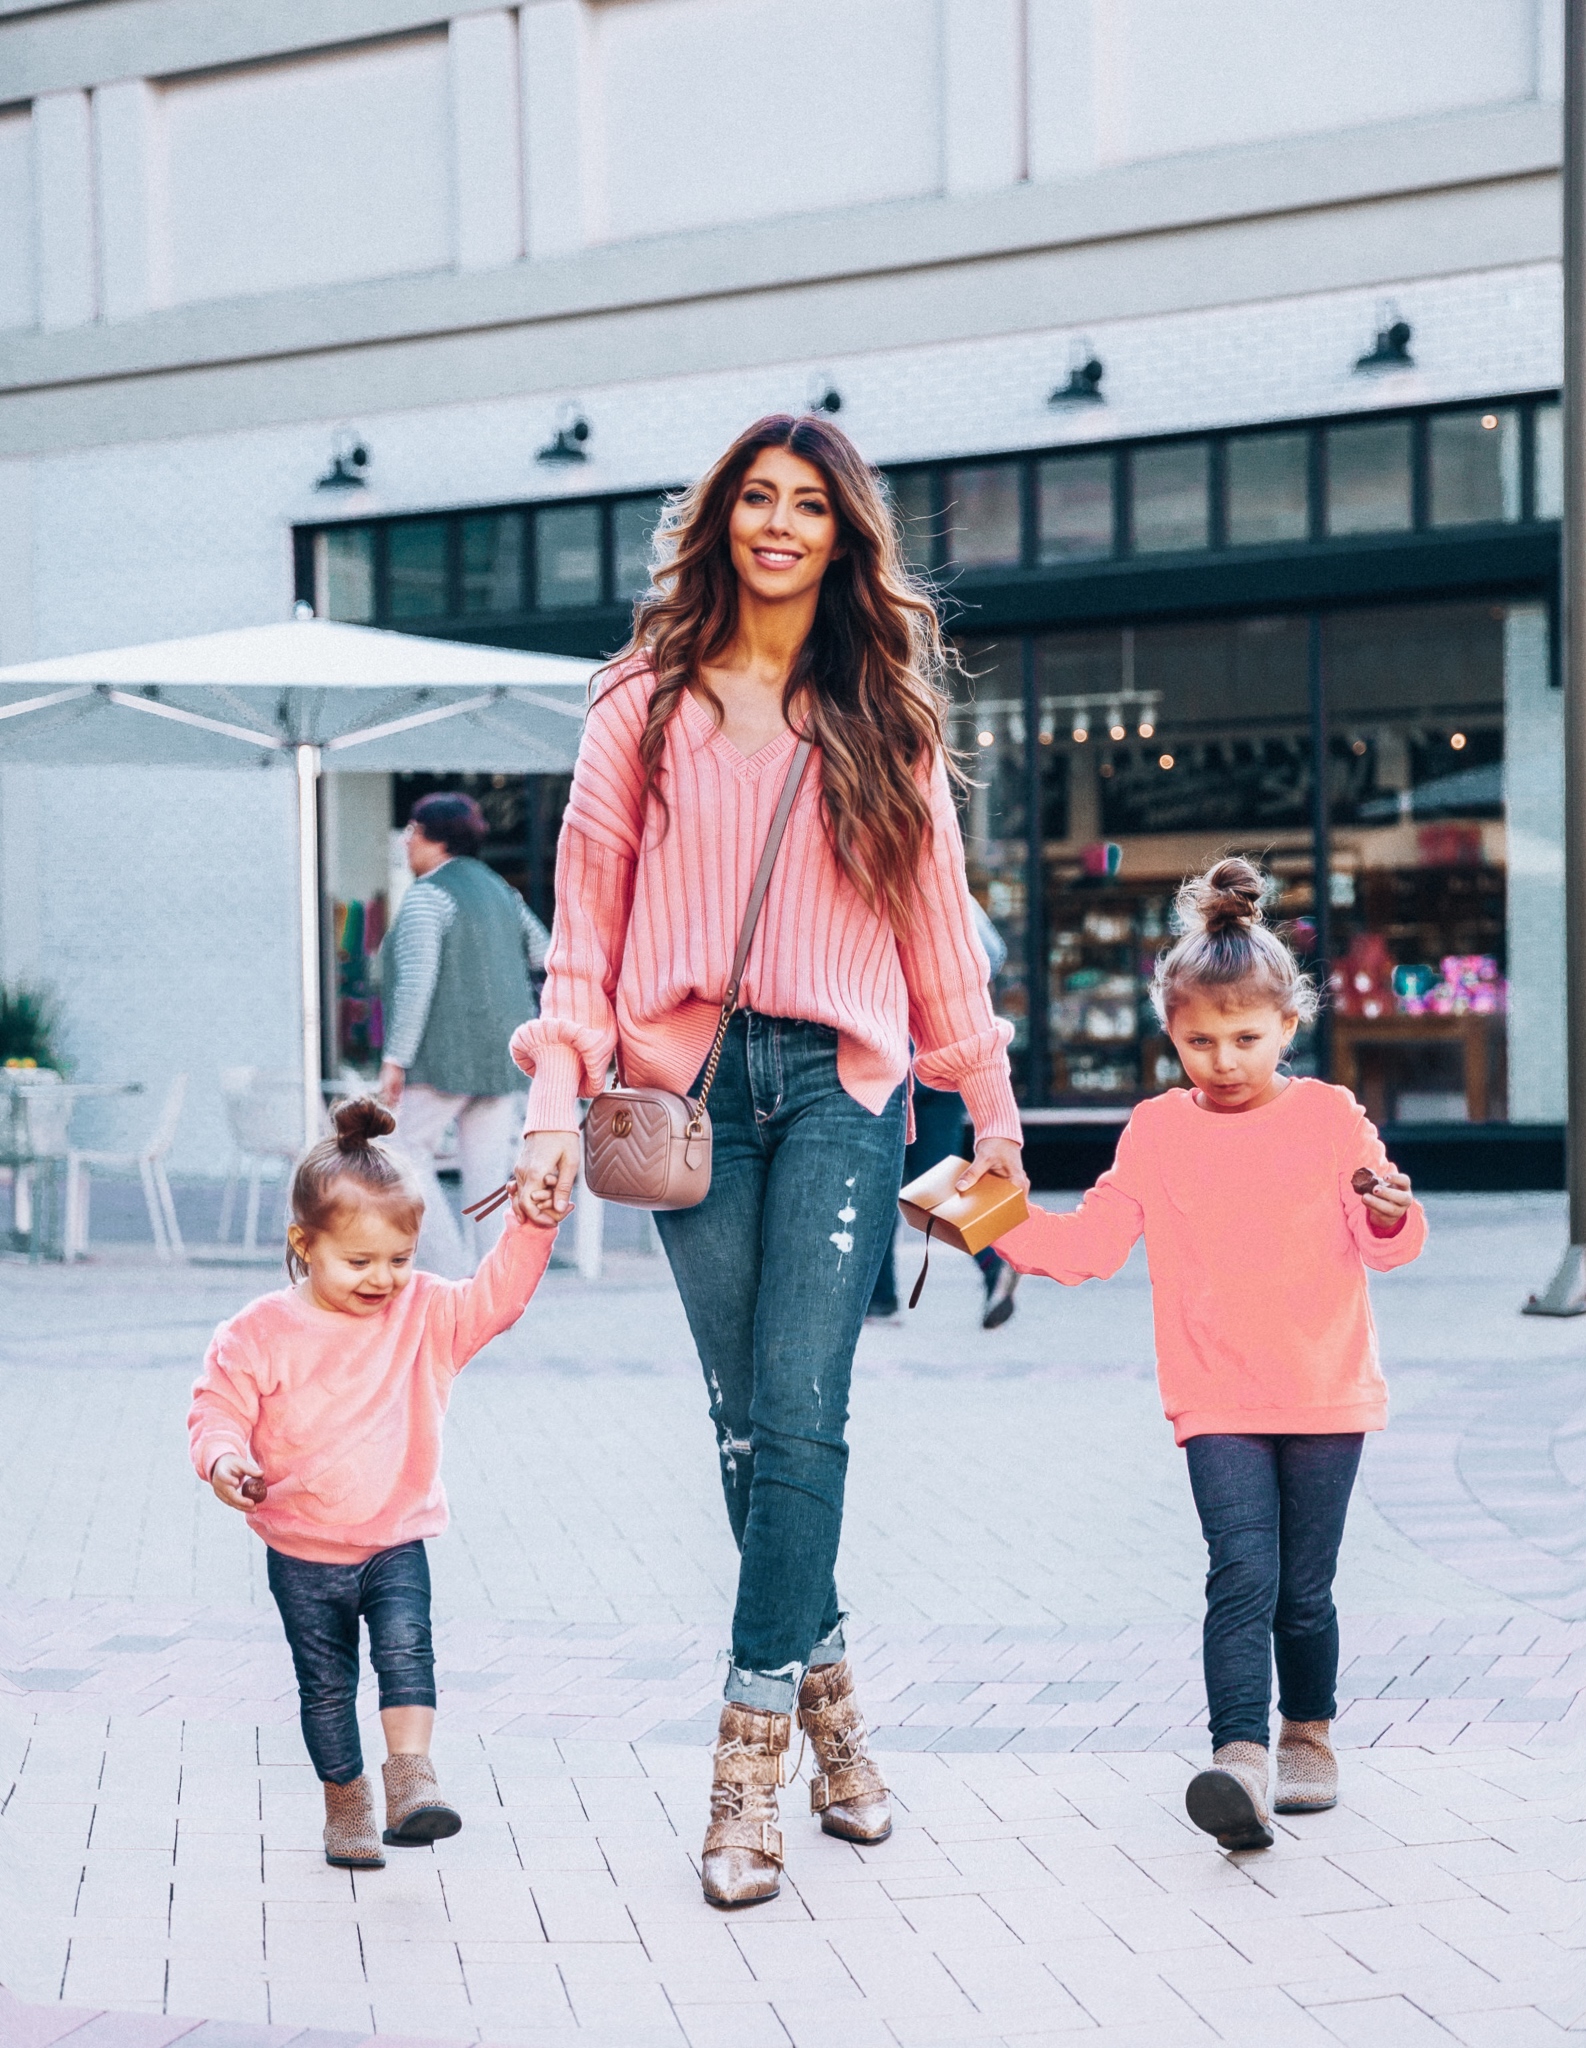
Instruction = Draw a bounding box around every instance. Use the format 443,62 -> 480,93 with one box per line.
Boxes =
899,762 -> 1018,1143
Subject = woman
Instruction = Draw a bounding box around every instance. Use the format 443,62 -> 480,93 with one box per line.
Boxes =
510,415 -> 1026,1909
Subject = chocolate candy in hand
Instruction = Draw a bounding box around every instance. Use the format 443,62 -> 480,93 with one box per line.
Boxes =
1351,1167 -> 1382,1197
240,1475 -> 268,1505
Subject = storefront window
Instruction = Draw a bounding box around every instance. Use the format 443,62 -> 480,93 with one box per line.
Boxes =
1036,618 -> 1314,1102
952,639 -> 1032,1096
319,526 -> 375,623
1131,441 -> 1209,553
1429,409 -> 1520,526
461,511 -> 523,614
1325,603 -> 1510,1124
1326,419 -> 1412,534
534,504 -> 603,609
387,519 -> 450,619
947,464 -> 1022,569
888,470 -> 937,570
1227,431 -> 1310,545
614,495 -> 665,599
1535,401 -> 1563,520
1037,452 -> 1114,562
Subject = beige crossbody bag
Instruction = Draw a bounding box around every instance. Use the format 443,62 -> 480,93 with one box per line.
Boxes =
580,735 -> 815,1211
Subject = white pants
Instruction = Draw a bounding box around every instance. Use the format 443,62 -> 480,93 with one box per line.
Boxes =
394,1085 -> 524,1277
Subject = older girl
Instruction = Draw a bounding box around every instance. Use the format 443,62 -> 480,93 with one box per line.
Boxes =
510,415 -> 1026,1907
997,857 -> 1425,1853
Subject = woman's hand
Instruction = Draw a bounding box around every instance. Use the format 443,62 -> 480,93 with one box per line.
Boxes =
1363,1169 -> 1413,1236
209,1453 -> 264,1513
955,1137 -> 1030,1196
512,1131 -> 580,1225
377,1060 -> 405,1107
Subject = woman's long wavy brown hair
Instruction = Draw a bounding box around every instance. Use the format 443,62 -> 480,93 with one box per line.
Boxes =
598,413 -> 959,934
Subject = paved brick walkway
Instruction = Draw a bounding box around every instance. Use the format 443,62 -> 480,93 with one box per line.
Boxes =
0,1193 -> 1582,2043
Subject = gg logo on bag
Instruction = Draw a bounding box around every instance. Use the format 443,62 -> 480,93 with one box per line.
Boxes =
612,1109 -> 633,1138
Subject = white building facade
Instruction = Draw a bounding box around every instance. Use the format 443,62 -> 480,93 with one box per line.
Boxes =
0,0 -> 1569,1177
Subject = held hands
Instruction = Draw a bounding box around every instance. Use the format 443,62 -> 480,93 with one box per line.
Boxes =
954,1137 -> 1031,1197
512,1131 -> 580,1226
1360,1168 -> 1413,1236
209,1453 -> 265,1513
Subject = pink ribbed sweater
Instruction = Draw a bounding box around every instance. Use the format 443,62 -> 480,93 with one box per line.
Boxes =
512,661 -> 1019,1140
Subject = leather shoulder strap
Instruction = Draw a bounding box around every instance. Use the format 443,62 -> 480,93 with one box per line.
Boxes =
726,737 -> 813,1001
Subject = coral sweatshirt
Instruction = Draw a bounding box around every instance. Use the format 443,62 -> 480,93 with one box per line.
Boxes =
511,661 -> 1019,1143
995,1079 -> 1426,1445
187,1217 -> 554,1565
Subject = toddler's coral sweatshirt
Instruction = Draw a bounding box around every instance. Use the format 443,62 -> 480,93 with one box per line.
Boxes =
188,1216 -> 553,1565
995,1079 -> 1426,1444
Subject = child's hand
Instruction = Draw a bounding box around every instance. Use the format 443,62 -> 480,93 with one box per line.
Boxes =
210,1453 -> 266,1512
1361,1169 -> 1412,1236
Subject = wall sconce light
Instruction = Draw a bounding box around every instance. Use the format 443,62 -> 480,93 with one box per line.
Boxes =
807,376 -> 842,416
537,405 -> 591,465
315,433 -> 370,491
1355,305 -> 1414,374
1049,342 -> 1105,407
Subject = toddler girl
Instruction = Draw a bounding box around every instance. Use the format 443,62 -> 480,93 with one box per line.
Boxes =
995,857 -> 1425,1851
189,1097 -> 555,1869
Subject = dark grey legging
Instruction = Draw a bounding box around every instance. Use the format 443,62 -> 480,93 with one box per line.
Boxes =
1184,1432 -> 1365,1750
267,1539 -> 436,1784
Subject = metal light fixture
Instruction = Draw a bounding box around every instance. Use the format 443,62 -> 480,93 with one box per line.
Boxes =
1355,305 -> 1414,373
1049,341 -> 1105,407
537,405 -> 591,465
807,375 -> 842,416
315,433 -> 370,491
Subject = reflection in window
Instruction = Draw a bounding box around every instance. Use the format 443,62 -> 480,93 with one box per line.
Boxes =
614,495 -> 664,599
535,504 -> 603,609
1534,401 -> 1562,520
1131,442 -> 1209,553
887,470 -> 938,571
1327,419 -> 1412,534
320,526 -> 374,623
947,465 -> 1022,569
1324,604 -> 1509,1124
1430,410 -> 1520,526
1037,453 -> 1113,562
387,520 -> 450,619
461,512 -> 523,614
1227,432 -> 1309,545
953,639 -> 1031,1093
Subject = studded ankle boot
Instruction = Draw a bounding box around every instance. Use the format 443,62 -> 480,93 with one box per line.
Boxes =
797,1658 -> 892,1844
1185,1741 -> 1274,1851
381,1752 -> 462,1847
322,1775 -> 385,1869
701,1703 -> 790,1908
1274,1717 -> 1338,1813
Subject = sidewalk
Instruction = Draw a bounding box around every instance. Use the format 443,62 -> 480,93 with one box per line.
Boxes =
0,1193 -> 1581,2044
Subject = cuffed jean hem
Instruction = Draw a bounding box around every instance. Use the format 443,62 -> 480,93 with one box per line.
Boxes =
376,1686 -> 438,1711
723,1660 -> 805,1713
806,1617 -> 847,1669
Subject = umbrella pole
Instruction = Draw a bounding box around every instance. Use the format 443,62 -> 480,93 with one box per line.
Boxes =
297,744 -> 323,1153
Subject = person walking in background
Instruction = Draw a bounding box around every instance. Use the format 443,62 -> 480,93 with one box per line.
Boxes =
509,414 -> 1027,1909
995,857 -> 1425,1854
867,898 -> 1021,1329
378,792 -> 550,1276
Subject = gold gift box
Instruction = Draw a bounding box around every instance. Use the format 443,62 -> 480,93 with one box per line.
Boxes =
897,1154 -> 1029,1256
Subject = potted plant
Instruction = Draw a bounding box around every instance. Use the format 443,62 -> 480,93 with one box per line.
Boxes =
0,984 -> 67,1078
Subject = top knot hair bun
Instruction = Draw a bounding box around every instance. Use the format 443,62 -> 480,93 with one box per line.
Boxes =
1183,855 -> 1266,939
1149,852 -> 1318,1029
333,1095 -> 397,1149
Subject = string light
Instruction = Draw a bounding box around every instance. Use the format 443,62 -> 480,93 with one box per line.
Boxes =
1158,752 -> 1175,770
1109,723 -> 1127,742
1072,724 -> 1089,743
977,729 -> 995,748
1450,731 -> 1467,750
1481,414 -> 1498,430
1138,720 -> 1155,739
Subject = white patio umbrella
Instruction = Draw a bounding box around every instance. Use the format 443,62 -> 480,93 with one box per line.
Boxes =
0,617 -> 595,1145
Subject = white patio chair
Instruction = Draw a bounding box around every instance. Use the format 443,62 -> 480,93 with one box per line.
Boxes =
218,1068 -> 314,1250
64,1074 -> 188,1262
4,1070 -> 66,1244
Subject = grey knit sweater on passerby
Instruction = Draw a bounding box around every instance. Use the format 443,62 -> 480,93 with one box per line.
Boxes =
382,856 -> 550,1097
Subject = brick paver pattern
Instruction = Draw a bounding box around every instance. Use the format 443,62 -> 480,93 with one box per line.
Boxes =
0,1192 -> 1582,2044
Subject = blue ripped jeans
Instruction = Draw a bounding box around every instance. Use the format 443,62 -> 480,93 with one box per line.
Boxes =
656,1013 -> 906,1713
